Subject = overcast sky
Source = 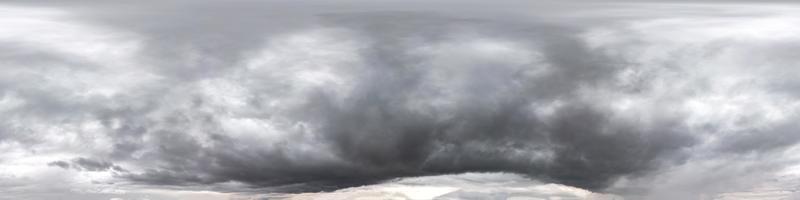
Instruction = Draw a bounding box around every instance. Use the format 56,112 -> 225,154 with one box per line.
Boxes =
1,1 -> 800,200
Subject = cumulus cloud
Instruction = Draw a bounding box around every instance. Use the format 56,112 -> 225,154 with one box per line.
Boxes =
1,1 -> 800,199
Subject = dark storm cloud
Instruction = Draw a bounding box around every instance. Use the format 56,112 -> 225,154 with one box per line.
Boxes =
72,158 -> 125,172
48,158 -> 126,172
2,0 -> 800,198
47,161 -> 71,169
81,11 -> 700,192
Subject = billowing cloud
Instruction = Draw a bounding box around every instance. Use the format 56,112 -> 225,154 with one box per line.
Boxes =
1,1 -> 800,200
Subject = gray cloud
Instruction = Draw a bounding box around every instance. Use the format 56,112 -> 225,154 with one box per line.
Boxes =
91,12 -> 696,191
1,1 -> 800,199
48,158 -> 126,172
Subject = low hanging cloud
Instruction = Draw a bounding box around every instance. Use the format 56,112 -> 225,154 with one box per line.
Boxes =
1,1 -> 800,200
48,157 -> 126,172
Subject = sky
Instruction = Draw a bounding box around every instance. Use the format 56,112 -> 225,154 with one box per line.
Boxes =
1,0 -> 800,199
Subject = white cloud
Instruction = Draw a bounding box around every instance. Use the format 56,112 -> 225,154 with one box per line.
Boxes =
268,173 -> 620,200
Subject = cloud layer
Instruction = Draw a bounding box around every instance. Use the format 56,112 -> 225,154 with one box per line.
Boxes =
1,1 -> 800,199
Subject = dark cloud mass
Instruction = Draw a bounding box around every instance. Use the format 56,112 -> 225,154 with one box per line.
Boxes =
109,13 -> 695,191
49,157 -> 126,172
1,1 -> 800,199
